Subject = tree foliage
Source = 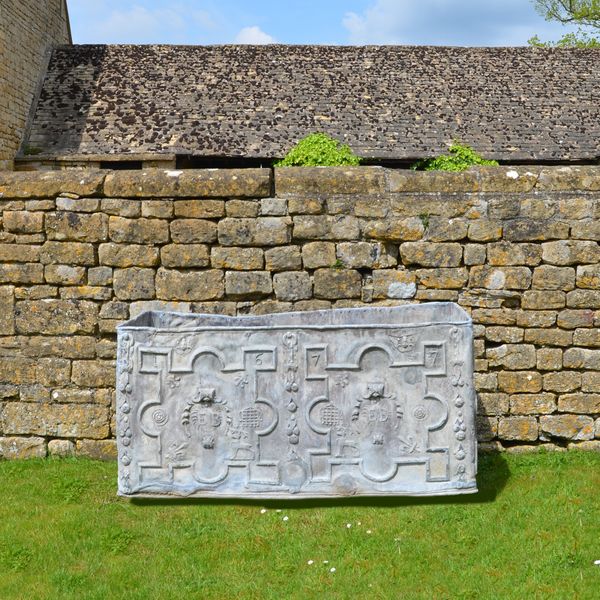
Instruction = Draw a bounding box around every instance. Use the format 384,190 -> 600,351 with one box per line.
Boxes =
275,133 -> 361,167
533,0 -> 600,26
529,1 -> 600,47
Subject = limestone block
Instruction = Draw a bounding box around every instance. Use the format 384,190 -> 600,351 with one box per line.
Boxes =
275,166 -> 385,195
477,393 -> 509,415
225,200 -> 260,217
3,211 -> 43,233
498,417 -> 538,441
161,245 -> 210,268
503,220 -> 569,242
372,270 -> 416,299
287,197 -> 325,215
56,197 -> 99,213
211,247 -> 263,270
104,169 -> 271,198
468,266 -> 531,290
88,267 -> 113,286
523,328 -> 573,347
15,300 -> 98,334
293,215 -> 360,240
155,268 -> 224,301
0,437 -> 46,459
540,415 -> 594,440
557,394 -> 600,414
572,329 -> 600,347
464,244 -> 486,266
487,344 -> 536,370
129,301 -> 192,318
509,394 -> 556,415
362,217 -> 424,242
109,217 -> 169,244
225,271 -> 273,299
415,268 -> 468,289
0,357 -> 37,384
1,403 -> 109,439
260,198 -> 287,216
24,336 -> 97,359
313,269 -> 362,299
532,265 -> 575,291
424,218 -> 468,242
113,268 -> 155,300
170,219 -> 218,244
0,286 -> 15,335
515,311 -> 557,328
249,300 -> 294,315
542,371 -> 581,393
45,212 -> 108,242
336,242 -> 397,269
571,220 -> 600,240
521,291 -> 566,310
40,242 -> 96,265
273,271 -> 312,301
0,263 -> 44,284
101,198 -> 141,217
264,247 -> 302,272
467,220 -> 502,242
99,243 -> 159,268
563,348 -> 600,370
567,290 -> 600,309
536,348 -> 563,371
218,217 -> 292,246
498,371 -> 542,394
476,416 -> 498,442
576,265 -> 600,289
173,200 -> 225,219
400,242 -> 462,267
302,242 -> 336,269
37,357 -> 71,387
0,243 -> 41,263
473,372 -> 498,392
541,240 -> 600,265
44,265 -> 86,285
0,171 -> 105,199
582,372 -> 600,392
100,301 -> 129,319
76,440 -> 118,461
487,242 -> 542,266
72,360 -> 116,388
48,439 -> 75,457
484,327 -> 524,344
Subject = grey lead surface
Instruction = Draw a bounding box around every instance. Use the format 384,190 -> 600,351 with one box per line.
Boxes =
117,304 -> 477,498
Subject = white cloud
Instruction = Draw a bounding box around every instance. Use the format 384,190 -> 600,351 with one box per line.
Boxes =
233,26 -> 277,45
94,5 -> 188,44
343,0 -> 585,46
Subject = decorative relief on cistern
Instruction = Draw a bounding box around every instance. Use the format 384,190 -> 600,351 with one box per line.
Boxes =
116,304 -> 477,498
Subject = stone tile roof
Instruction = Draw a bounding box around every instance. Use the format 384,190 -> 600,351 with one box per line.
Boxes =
23,44 -> 600,162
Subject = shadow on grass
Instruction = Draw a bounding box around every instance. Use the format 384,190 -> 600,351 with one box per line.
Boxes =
131,452 -> 509,509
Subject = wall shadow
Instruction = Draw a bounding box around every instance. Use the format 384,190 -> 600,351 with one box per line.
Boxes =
130,452 -> 510,509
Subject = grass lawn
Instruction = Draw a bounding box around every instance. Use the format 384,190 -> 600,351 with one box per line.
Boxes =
0,451 -> 599,599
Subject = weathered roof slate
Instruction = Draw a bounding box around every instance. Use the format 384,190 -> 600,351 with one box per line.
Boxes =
24,44 -> 600,162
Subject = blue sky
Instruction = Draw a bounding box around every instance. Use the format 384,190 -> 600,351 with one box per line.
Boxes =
67,0 -> 585,46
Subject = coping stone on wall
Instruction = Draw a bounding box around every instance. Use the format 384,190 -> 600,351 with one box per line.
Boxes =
103,169 -> 272,198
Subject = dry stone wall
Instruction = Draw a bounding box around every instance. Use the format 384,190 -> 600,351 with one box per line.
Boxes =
0,0 -> 70,169
1,166 -> 600,459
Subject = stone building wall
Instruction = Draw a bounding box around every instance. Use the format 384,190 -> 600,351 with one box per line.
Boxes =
1,166 -> 600,459
0,0 -> 71,169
